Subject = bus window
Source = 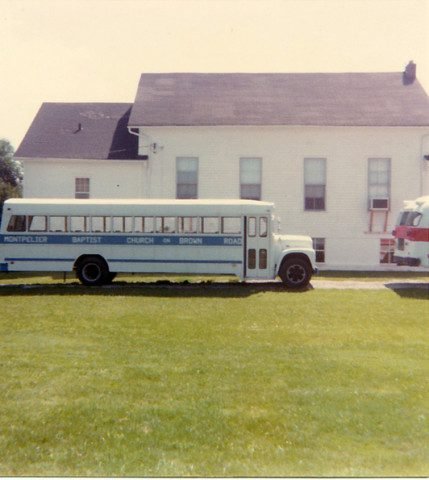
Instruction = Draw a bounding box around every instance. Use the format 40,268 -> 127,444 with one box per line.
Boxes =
143,217 -> 154,233
113,217 -> 122,232
134,217 -> 143,233
156,217 -> 176,233
91,216 -> 111,233
70,216 -> 88,233
178,217 -> 198,234
259,249 -> 267,269
202,217 -> 219,234
259,217 -> 268,237
248,217 -> 256,237
134,216 -> 154,233
7,215 -> 26,232
28,216 -> 47,232
124,217 -> 133,232
222,217 -> 241,234
50,216 -> 67,232
248,249 -> 256,269
105,217 -> 112,232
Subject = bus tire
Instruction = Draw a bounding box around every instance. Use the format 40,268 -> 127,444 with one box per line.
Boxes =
76,256 -> 109,286
279,256 -> 311,289
106,272 -> 117,284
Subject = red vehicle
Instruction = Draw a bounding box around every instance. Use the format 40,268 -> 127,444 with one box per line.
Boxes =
393,196 -> 429,267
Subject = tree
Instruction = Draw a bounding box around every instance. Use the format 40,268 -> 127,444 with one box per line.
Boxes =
0,138 -> 22,209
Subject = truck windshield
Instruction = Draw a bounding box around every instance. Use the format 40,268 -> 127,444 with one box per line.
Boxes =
397,211 -> 410,225
406,212 -> 422,226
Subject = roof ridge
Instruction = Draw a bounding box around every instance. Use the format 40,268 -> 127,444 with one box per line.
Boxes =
42,101 -> 133,106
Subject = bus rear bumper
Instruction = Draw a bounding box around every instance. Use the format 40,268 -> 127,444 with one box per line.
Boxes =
393,256 -> 421,267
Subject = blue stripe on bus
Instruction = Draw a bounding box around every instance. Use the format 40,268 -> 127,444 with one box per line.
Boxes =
0,234 -> 242,246
5,258 -> 242,265
108,259 -> 242,264
5,258 -> 74,262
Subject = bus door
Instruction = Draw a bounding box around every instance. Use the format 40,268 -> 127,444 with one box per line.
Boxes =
245,215 -> 270,278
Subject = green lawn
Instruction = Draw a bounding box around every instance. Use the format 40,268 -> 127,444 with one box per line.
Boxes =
0,270 -> 428,285
0,280 -> 427,476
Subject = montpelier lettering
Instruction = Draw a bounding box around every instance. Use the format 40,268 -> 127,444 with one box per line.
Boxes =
4,236 -> 48,243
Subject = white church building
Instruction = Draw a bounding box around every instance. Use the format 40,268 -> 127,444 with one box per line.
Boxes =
14,62 -> 429,270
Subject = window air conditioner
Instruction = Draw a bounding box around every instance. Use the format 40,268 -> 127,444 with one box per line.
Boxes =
370,198 -> 390,211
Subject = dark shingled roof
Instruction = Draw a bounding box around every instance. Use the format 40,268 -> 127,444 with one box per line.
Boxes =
15,103 -> 139,159
128,72 -> 429,127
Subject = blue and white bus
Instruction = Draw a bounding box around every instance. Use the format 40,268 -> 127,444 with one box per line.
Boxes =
0,198 -> 317,288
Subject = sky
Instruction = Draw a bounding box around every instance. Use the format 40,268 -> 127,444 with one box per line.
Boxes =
1,0 -> 428,148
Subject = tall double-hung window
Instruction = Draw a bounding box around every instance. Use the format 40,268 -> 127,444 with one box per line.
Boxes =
304,158 -> 326,210
240,157 -> 262,200
368,158 -> 391,206
176,157 -> 198,199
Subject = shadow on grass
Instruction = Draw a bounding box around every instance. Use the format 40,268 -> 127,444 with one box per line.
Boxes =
385,283 -> 429,300
0,280 -> 312,298
320,270 -> 429,279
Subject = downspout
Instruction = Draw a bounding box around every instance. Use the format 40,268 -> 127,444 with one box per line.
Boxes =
127,127 -> 152,153
128,127 -> 152,197
420,133 -> 429,195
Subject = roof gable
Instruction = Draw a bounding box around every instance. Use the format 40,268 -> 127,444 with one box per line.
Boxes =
15,103 -> 138,160
128,72 -> 429,127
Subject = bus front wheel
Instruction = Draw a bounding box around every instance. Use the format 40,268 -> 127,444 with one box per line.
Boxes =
76,256 -> 109,286
279,256 -> 311,289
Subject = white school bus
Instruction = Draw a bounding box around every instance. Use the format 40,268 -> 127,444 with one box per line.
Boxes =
0,198 -> 317,288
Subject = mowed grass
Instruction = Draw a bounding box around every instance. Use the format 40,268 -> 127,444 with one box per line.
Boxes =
0,281 -> 427,476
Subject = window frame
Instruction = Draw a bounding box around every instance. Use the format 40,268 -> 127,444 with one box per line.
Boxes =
240,157 -> 262,200
368,158 -> 391,209
75,177 -> 90,199
176,157 -> 199,199
304,158 -> 327,211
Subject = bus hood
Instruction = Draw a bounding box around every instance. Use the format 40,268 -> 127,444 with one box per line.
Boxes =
273,233 -> 313,249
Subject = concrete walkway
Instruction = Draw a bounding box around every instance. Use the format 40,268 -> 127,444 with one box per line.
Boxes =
311,279 -> 429,290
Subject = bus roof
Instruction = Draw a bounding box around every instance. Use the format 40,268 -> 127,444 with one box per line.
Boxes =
3,198 -> 275,215
5,198 -> 273,207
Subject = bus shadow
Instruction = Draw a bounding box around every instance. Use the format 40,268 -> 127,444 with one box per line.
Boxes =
0,280 -> 312,297
385,282 -> 429,300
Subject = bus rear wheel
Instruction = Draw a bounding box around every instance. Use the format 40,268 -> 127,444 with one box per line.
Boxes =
76,256 -> 109,286
279,256 -> 311,289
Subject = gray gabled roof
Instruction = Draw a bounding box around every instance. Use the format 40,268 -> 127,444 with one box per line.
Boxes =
15,103 -> 139,160
128,72 -> 429,127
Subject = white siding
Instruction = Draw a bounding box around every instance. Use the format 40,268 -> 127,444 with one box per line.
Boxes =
20,125 -> 429,269
22,159 -> 148,199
